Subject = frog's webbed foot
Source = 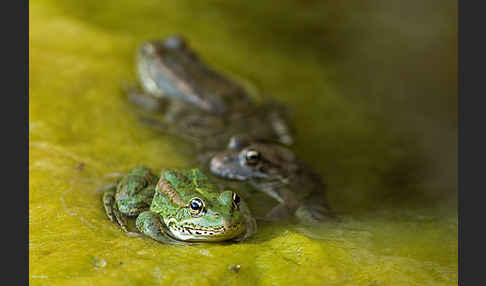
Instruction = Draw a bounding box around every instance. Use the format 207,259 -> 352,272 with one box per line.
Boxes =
136,211 -> 190,245
102,185 -> 129,232
256,203 -> 293,222
294,193 -> 334,225
251,180 -> 286,204
233,201 -> 257,242
233,219 -> 257,242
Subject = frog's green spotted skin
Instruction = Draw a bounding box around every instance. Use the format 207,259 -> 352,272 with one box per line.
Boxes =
102,166 -> 256,244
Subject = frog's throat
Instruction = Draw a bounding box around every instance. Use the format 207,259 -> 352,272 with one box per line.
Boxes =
165,217 -> 246,241
156,178 -> 186,207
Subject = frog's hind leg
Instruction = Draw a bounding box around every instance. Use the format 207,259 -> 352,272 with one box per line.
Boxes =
102,185 -> 129,232
136,211 -> 190,245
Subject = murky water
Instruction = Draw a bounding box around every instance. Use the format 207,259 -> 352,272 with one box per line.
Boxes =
30,0 -> 457,285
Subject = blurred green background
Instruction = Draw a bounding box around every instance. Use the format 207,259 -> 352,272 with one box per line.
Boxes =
29,0 -> 457,285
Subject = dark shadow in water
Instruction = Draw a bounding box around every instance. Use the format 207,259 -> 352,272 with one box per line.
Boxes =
52,0 -> 457,211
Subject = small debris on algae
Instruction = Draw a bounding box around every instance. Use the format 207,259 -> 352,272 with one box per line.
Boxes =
92,257 -> 107,268
126,232 -> 143,238
199,249 -> 211,256
76,162 -> 85,171
229,264 -> 241,273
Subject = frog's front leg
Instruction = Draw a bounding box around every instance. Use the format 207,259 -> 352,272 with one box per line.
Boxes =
102,185 -> 128,232
251,180 -> 287,204
294,192 -> 334,224
102,169 -> 156,232
125,84 -> 166,112
233,202 -> 257,242
255,184 -> 300,222
257,203 -> 293,222
136,211 -> 190,245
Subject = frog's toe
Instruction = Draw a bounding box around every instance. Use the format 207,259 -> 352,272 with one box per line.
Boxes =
102,188 -> 129,232
295,204 -> 333,225
102,188 -> 116,222
113,206 -> 129,232
136,211 -> 189,245
125,85 -> 163,112
233,217 -> 257,243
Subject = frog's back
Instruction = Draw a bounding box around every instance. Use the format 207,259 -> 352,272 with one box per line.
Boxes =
162,168 -> 220,198
139,36 -> 254,114
119,165 -> 155,189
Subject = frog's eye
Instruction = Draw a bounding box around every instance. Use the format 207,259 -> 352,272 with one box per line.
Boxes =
232,193 -> 241,209
188,197 -> 205,217
244,149 -> 261,165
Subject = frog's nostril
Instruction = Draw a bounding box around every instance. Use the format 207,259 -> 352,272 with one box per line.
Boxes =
210,157 -> 223,171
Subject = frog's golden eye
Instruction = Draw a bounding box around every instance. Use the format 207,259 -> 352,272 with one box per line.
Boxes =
244,149 -> 261,165
232,192 -> 241,209
189,197 -> 205,217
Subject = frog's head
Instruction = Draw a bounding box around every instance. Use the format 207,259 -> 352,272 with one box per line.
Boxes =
210,136 -> 297,182
152,169 -> 252,242
138,35 -> 188,61
136,36 -> 228,114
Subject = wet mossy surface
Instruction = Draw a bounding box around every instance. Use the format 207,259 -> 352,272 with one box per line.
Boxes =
30,1 -> 457,285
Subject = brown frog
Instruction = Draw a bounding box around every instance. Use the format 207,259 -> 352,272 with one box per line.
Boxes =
126,35 -> 294,151
210,136 -> 332,223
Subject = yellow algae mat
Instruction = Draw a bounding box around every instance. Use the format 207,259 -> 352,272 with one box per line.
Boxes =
29,1 -> 457,285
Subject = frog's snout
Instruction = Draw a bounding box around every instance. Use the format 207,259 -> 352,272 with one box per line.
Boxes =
209,155 -> 227,175
210,154 -> 252,181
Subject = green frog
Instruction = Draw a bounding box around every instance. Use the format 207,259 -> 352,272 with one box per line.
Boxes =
209,136 -> 333,224
126,35 -> 294,150
102,166 -> 256,244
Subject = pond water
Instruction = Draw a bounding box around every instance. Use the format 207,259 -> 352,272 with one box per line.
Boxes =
29,0 -> 457,285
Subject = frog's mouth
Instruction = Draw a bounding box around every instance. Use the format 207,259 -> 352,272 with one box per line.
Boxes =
165,218 -> 246,242
210,154 -> 255,181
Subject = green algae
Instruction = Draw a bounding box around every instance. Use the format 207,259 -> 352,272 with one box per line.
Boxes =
29,1 -> 457,285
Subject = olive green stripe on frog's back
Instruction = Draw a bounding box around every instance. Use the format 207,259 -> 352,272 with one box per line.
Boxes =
156,178 -> 186,207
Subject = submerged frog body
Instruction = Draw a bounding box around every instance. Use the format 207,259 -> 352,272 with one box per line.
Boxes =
102,166 -> 256,244
124,35 -> 332,223
136,35 -> 254,115
127,35 -> 294,150
209,136 -> 332,223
